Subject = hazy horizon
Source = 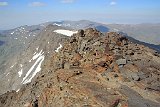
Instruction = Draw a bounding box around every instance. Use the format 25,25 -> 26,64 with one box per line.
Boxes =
0,0 -> 160,30
1,19 -> 160,31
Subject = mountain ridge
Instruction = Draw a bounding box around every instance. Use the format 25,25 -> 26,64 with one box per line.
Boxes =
0,28 -> 160,107
1,20 -> 160,45
0,21 -> 159,96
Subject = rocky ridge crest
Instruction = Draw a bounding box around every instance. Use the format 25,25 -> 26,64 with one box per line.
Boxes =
0,28 -> 160,107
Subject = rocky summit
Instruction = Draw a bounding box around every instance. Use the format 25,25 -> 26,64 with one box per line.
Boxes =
0,28 -> 160,107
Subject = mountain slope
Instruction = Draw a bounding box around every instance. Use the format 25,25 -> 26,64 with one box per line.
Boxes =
0,25 -> 76,94
0,24 -> 45,75
0,28 -> 159,107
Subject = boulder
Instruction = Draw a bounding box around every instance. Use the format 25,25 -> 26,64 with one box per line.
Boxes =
64,62 -> 70,69
78,29 -> 84,36
93,41 -> 101,46
116,58 -> 127,66
130,72 -> 140,81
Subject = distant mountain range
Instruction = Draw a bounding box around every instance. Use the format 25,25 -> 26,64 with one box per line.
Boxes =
107,23 -> 160,45
52,20 -> 160,52
1,20 -> 159,52
1,20 -> 160,44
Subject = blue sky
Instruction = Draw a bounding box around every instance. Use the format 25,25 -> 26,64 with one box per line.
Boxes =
0,0 -> 160,30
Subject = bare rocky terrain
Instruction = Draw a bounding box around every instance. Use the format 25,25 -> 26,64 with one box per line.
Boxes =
0,28 -> 159,107
0,25 -> 71,95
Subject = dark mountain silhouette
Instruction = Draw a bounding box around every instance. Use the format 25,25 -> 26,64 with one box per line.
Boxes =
119,32 -> 160,53
0,40 -> 5,46
95,25 -> 109,32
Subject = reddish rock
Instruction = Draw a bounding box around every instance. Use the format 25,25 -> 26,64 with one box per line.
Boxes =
72,53 -> 82,62
113,63 -> 119,72
94,65 -> 106,73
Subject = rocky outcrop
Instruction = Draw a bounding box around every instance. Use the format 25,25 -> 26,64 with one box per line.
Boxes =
0,28 -> 160,107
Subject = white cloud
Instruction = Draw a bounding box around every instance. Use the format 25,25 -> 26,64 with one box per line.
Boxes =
61,0 -> 75,3
0,2 -> 8,6
110,1 -> 117,6
29,2 -> 46,7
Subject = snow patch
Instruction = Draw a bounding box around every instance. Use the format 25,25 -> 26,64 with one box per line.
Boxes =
20,64 -> 23,67
16,89 -> 20,92
53,23 -> 61,26
113,28 -> 119,32
6,72 -> 10,76
11,32 -> 14,35
29,52 -> 37,62
10,64 -> 15,68
36,47 -> 39,51
55,43 -> 62,52
22,50 -> 45,84
34,50 -> 43,60
22,55 -> 45,84
29,50 -> 43,62
33,52 -> 36,55
54,29 -> 77,37
18,69 -> 23,77
40,24 -> 45,27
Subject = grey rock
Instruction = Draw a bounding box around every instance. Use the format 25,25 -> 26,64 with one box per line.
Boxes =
120,68 -> 140,81
79,40 -> 88,54
119,85 -> 160,107
64,62 -> 70,69
93,41 -> 100,46
131,72 -> 140,81
116,58 -> 127,65
146,83 -> 160,91
78,29 -> 84,36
